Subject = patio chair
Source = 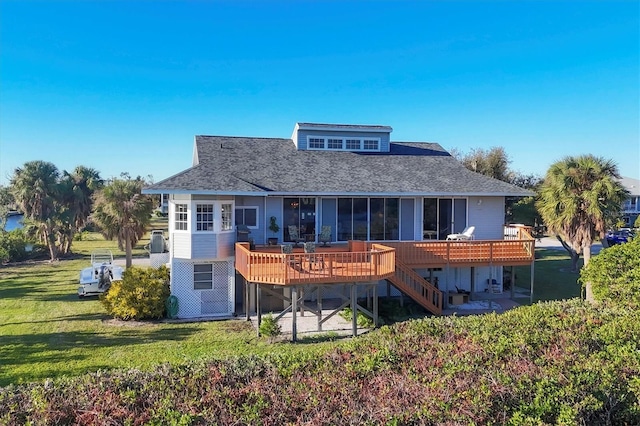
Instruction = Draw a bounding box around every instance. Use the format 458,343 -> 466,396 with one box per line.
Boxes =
281,244 -> 301,271
288,225 -> 305,247
318,225 -> 332,247
446,226 -> 475,240
304,241 -> 325,270
236,224 -> 251,242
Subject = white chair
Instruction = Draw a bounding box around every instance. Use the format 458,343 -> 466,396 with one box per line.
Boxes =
446,226 -> 475,240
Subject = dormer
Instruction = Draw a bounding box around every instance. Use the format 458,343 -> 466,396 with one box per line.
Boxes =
291,122 -> 393,152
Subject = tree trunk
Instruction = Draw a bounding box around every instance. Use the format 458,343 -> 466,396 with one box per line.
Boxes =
557,236 -> 581,272
125,231 -> 132,268
44,226 -> 58,262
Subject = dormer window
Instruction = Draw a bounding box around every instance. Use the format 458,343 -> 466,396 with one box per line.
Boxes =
309,138 -> 324,149
346,139 -> 360,150
306,136 -> 381,152
327,138 -> 342,149
363,139 -> 379,150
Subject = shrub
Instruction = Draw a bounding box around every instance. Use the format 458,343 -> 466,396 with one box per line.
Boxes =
101,266 -> 170,320
1,300 -> 639,424
580,238 -> 640,307
340,306 -> 374,328
0,229 -> 31,263
259,313 -> 281,342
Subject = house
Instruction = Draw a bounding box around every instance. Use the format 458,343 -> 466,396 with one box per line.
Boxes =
143,122 -> 535,333
620,176 -> 640,227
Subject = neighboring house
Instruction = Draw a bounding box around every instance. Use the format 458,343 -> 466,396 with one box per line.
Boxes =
144,122 -> 535,323
620,177 -> 640,227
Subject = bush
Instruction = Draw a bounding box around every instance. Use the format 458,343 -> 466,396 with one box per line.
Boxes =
1,300 -> 639,424
0,229 -> 31,263
101,266 -> 170,320
259,313 -> 281,342
580,238 -> 640,307
340,306 -> 374,328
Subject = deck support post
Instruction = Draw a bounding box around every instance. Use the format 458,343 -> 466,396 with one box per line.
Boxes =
373,282 -> 379,327
317,286 -> 323,332
245,278 -> 250,321
510,266 -> 515,300
445,264 -> 450,308
470,267 -> 475,298
530,262 -> 535,304
351,283 -> 358,337
256,284 -> 262,338
291,285 -> 298,342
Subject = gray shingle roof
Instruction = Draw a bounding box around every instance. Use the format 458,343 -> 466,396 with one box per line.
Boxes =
296,122 -> 393,132
145,136 -> 533,196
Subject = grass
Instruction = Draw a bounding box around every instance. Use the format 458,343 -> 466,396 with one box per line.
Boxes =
0,224 -> 337,387
513,247 -> 583,304
0,227 -> 585,387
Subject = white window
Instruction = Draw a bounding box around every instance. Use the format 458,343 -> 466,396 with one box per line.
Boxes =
196,204 -> 214,231
327,138 -> 343,149
175,204 -> 188,231
194,264 -> 213,290
235,207 -> 258,228
307,135 -> 381,152
363,139 -> 379,150
309,138 -> 325,149
346,139 -> 361,150
221,203 -> 233,231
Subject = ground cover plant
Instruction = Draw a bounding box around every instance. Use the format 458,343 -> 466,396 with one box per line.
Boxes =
1,299 -> 638,424
3,229 -> 636,423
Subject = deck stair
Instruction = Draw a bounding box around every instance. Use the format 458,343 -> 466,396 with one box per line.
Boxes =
387,258 -> 443,315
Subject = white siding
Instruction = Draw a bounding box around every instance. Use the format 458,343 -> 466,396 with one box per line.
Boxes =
172,233 -> 191,259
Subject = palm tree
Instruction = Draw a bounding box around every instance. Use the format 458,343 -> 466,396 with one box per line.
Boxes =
58,166 -> 103,254
92,178 -> 154,267
536,155 -> 629,300
9,161 -> 61,260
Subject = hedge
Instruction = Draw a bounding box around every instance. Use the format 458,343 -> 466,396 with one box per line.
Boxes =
1,299 -> 638,425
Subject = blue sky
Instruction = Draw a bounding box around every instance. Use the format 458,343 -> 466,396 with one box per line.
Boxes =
1,1 -> 638,186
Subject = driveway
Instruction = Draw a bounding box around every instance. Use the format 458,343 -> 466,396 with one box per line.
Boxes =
536,236 -> 603,255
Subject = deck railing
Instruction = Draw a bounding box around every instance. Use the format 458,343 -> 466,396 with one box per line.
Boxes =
236,227 -> 534,286
235,242 -> 395,285
387,259 -> 443,315
383,239 -> 534,268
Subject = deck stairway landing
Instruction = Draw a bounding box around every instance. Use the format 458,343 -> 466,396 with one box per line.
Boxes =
387,258 -> 443,315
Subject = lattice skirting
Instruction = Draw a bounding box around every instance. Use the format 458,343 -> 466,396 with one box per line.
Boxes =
170,258 -> 235,318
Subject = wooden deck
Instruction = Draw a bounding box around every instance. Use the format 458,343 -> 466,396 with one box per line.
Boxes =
235,232 -> 534,286
235,242 -> 396,286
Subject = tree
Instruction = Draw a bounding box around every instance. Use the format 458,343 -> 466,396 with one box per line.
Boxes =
92,177 -> 154,267
455,146 -> 513,182
58,166 -> 103,254
536,155 -> 629,300
507,172 -> 544,226
454,147 -> 543,225
0,186 -> 16,232
9,161 -> 61,260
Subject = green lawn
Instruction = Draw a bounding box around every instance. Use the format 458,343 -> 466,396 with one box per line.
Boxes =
0,231 -> 585,387
513,247 -> 583,304
0,229 -> 336,387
